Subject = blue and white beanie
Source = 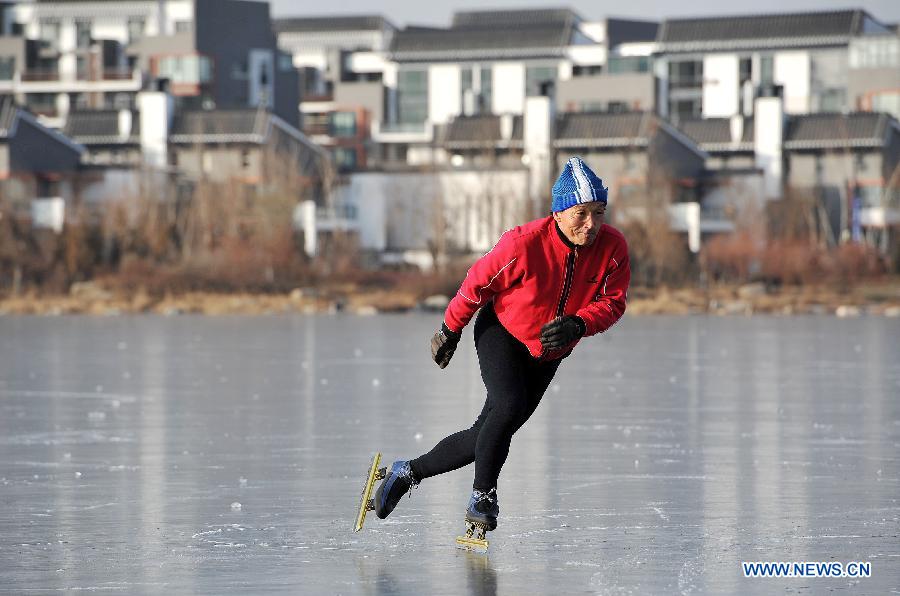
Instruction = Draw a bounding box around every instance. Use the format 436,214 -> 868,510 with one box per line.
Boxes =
551,156 -> 608,212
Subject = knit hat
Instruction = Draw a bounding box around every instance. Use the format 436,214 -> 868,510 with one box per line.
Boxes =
551,156 -> 608,212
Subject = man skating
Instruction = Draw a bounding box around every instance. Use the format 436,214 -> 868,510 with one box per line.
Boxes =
372,157 -> 631,545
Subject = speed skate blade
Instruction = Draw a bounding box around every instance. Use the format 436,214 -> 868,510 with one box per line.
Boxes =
354,452 -> 382,532
455,535 -> 489,552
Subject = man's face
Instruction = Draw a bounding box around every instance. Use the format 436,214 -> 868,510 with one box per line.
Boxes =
553,201 -> 606,247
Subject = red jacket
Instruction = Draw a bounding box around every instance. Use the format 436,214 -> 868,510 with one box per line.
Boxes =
444,216 -> 630,360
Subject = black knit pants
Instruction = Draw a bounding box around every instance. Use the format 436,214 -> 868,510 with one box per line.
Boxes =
409,304 -> 562,490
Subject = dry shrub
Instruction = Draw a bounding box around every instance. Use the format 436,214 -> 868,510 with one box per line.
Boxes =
619,219 -> 692,287
702,232 -> 758,283
759,241 -> 885,286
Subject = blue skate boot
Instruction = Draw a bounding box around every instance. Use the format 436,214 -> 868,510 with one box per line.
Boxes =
465,488 -> 499,531
374,460 -> 419,519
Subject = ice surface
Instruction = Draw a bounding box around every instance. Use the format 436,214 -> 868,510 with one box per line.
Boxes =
0,314 -> 898,594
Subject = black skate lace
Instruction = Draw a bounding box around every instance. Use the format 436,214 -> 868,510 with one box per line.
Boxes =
399,464 -> 419,497
473,488 -> 496,505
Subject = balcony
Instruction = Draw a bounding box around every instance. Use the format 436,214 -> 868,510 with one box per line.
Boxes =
668,75 -> 704,90
102,68 -> 135,81
22,69 -> 60,82
370,121 -> 433,144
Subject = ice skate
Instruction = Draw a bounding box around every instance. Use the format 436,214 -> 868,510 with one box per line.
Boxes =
373,460 -> 419,519
354,453 -> 386,532
455,488 -> 498,551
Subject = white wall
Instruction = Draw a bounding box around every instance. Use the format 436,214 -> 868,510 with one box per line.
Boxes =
341,169 -> 530,255
428,64 -> 461,124
774,51 -> 811,114
703,54 -> 739,118
754,96 -> 784,199
492,62 -> 525,115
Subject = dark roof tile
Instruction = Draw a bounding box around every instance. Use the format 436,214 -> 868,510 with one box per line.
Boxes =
555,111 -> 650,145
273,15 -> 393,33
442,114 -> 523,147
679,117 -> 754,149
169,109 -> 269,143
63,109 -> 140,144
785,112 -> 895,148
657,10 -> 890,50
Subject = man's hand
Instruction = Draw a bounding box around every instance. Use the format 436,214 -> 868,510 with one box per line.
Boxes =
431,323 -> 461,369
540,315 -> 586,351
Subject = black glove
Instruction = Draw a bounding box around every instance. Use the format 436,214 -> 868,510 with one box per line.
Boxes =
431,323 -> 461,369
540,315 -> 586,351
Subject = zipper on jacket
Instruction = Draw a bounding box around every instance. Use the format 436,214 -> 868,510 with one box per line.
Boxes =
555,247 -> 577,318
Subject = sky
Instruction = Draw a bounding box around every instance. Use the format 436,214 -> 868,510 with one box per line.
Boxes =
268,0 -> 900,26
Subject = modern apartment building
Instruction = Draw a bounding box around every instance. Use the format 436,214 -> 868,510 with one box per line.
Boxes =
0,0 -> 299,128
654,10 -> 899,123
275,9 -> 659,170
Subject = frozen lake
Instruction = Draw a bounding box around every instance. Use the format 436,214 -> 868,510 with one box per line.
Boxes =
0,314 -> 898,594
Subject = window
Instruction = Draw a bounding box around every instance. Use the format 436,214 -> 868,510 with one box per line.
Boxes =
39,19 -> 60,42
0,57 -> 14,80
157,55 -> 213,84
330,112 -> 357,137
333,147 -> 357,171
526,66 -> 556,97
76,20 -> 91,49
573,65 -> 603,76
241,148 -> 251,169
670,99 -> 701,124
397,68 -> 428,125
759,56 -> 774,85
818,88 -> 845,112
871,91 -> 900,119
607,57 -> 649,74
127,17 -> 145,43
461,66 -> 473,110
175,21 -> 191,33
480,67 -> 492,113
668,60 -> 702,89
850,36 -> 900,69
739,57 -> 752,84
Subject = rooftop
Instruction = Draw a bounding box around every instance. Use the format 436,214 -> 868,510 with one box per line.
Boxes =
441,114 -> 523,149
657,9 -> 892,51
391,8 -> 581,61
679,112 -> 900,152
63,109 -> 140,145
272,15 -> 394,34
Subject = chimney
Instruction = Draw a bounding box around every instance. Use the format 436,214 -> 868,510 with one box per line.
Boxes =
729,114 -> 743,145
500,113 -> 513,141
117,109 -> 133,142
754,93 -> 784,200
524,96 -> 555,214
136,88 -> 173,168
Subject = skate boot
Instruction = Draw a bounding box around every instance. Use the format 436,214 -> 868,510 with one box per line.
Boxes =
456,488 -> 498,551
374,460 -> 419,519
465,488 -> 499,531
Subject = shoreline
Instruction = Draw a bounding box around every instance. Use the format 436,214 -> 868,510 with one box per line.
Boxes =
1,280 -> 898,317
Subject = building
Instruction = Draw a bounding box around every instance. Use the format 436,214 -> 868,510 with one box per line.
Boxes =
274,9 -> 661,171
0,95 -> 83,214
681,105 -> 900,251
654,10 -> 899,123
0,0 -> 298,129
63,95 -> 330,204
274,15 -> 395,171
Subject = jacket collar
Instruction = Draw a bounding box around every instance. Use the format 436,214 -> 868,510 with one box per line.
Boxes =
549,216 -> 607,253
553,218 -> 578,251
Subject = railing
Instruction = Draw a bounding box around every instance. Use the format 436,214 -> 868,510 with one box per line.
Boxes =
379,122 -> 427,133
103,68 -> 135,81
668,75 -> 703,89
21,69 -> 60,82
